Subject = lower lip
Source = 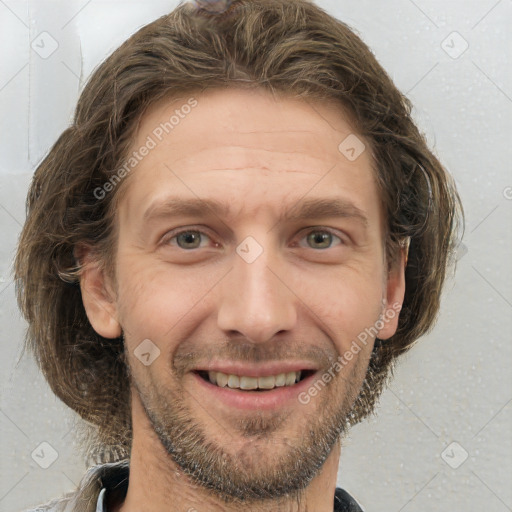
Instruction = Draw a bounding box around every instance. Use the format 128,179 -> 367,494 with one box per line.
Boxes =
191,372 -> 318,411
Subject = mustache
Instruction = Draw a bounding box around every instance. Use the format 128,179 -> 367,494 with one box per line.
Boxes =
171,337 -> 338,376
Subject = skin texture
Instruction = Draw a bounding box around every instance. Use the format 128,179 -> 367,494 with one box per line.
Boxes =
80,87 -> 405,512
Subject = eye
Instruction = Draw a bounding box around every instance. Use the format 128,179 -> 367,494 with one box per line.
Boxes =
163,229 -> 215,250
297,229 -> 344,250
161,227 -> 344,251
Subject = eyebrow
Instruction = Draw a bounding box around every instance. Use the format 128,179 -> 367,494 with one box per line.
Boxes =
142,196 -> 368,228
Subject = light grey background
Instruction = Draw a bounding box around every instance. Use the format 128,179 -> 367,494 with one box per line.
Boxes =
1,1 -> 511,511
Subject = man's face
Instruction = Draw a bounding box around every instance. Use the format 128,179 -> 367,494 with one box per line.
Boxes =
88,87 -> 404,502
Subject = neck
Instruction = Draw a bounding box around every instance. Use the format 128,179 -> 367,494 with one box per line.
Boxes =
116,394 -> 341,512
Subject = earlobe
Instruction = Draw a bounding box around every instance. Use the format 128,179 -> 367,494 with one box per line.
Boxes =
77,247 -> 122,339
377,247 -> 407,340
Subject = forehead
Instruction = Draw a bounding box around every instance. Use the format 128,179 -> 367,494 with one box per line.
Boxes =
117,87 -> 381,229
137,87 -> 363,171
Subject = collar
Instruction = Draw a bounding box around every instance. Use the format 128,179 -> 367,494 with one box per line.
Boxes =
62,459 -> 129,512
95,488 -> 107,512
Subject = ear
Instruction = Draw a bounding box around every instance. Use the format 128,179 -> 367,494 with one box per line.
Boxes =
377,245 -> 407,340
76,246 -> 122,339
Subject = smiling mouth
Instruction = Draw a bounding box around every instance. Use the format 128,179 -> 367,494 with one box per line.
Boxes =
195,370 -> 315,391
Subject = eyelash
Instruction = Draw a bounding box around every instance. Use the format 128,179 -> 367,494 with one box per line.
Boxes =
160,226 -> 345,250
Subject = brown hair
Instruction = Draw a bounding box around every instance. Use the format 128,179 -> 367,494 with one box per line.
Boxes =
14,0 -> 463,464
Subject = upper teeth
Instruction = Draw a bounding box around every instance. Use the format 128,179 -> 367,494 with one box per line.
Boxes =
208,371 -> 302,390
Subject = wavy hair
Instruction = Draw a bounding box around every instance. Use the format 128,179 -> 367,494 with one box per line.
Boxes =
14,0 -> 463,464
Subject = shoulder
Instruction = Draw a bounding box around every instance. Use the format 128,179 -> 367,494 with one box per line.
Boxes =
334,487 -> 364,512
20,492 -> 72,512
20,459 -> 129,512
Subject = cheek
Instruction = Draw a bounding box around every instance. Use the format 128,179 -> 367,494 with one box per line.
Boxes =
115,255 -> 218,339
115,244 -> 385,350
302,269 -> 384,349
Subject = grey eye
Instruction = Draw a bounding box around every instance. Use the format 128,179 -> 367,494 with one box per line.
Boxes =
176,231 -> 204,249
306,231 -> 335,249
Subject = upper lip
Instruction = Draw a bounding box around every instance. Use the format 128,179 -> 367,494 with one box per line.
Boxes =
193,361 -> 318,378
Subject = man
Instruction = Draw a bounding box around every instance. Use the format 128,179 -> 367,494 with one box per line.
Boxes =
15,0 -> 462,511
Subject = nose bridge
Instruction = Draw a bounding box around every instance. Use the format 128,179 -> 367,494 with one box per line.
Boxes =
216,235 -> 297,343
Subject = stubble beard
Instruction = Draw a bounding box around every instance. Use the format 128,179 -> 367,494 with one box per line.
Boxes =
129,352 -> 373,505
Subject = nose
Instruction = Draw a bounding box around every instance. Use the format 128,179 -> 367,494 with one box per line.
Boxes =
216,241 -> 298,344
